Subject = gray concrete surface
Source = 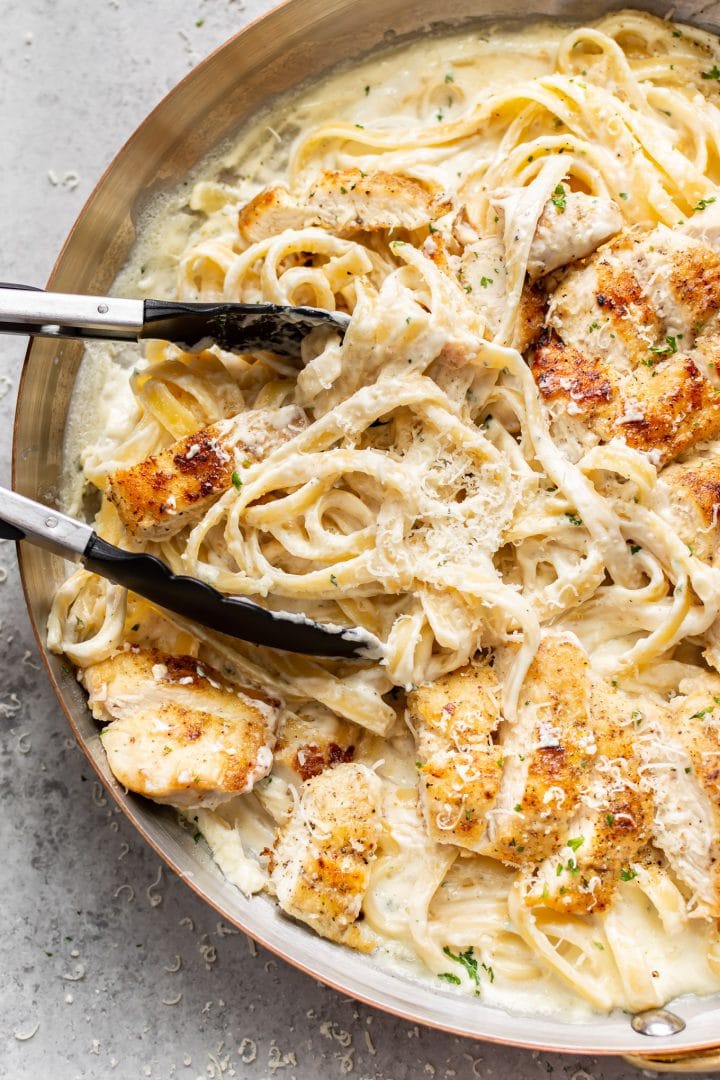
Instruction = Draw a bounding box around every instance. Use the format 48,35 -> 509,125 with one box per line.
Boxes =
0,2 -> 713,1078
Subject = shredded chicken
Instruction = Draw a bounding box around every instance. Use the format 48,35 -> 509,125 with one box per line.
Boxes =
106,405 -> 307,540
268,762 -> 381,949
82,648 -> 281,807
238,169 -> 450,242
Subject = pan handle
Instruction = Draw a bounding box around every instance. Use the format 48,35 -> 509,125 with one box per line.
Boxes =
0,282 -> 143,342
623,1046 -> 720,1072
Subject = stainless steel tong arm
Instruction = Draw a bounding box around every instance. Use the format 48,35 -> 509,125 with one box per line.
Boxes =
0,285 -> 143,342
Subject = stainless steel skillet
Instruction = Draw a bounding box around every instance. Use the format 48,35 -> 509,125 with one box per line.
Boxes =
11,0 -> 720,1067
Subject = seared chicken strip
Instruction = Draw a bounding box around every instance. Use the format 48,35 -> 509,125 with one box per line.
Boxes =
107,405 -> 307,540
526,187 -> 623,279
481,636 -> 597,866
269,762 -> 381,950
639,689 -> 720,917
525,683 -> 651,914
82,648 -> 281,807
238,169 -> 450,242
660,450 -> 720,563
407,661 -> 503,851
532,225 -> 720,463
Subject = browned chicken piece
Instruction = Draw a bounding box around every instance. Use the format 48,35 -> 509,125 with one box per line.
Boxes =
524,684 -> 651,915
272,710 -> 359,782
106,405 -> 307,540
82,648 -> 281,807
532,225 -> 720,463
660,450 -> 720,563
526,188 -> 623,279
407,661 -> 503,851
238,169 -> 450,242
268,762 -> 381,950
480,636 -> 596,866
638,688 -> 720,917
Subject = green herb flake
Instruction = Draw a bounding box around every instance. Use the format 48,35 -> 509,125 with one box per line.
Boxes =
193,830 -> 202,843
606,813 -> 615,826
685,766 -> 693,774
630,544 -> 641,554
551,184 -> 567,213
694,197 -> 717,213
444,72 -> 455,83
620,867 -> 637,881
593,940 -> 606,950
565,513 -> 583,526
231,471 -> 243,489
480,276 -> 493,288
567,836 -> 584,852
195,19 -> 204,27
442,945 -> 481,994
514,804 -> 522,813
702,66 -> 720,81
649,335 -> 678,356
438,972 -> 461,985
329,573 -> 338,587
364,85 -> 370,96
618,191 -> 629,200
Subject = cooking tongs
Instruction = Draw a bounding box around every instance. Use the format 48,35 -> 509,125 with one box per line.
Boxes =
1,486 -> 377,659
0,283 -> 350,355
1,285 -> 376,659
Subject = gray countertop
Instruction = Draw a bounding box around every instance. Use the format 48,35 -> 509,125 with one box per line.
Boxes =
0,2 -> 712,1077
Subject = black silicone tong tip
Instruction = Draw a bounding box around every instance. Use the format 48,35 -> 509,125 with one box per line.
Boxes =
83,535 -> 375,660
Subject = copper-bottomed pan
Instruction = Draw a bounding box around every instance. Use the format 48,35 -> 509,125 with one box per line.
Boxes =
12,0 -> 720,1066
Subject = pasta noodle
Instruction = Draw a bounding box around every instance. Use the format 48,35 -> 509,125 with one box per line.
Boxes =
53,11 -> 720,1017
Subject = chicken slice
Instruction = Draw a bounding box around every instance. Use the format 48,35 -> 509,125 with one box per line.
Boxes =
532,225 -> 720,463
106,405 -> 307,540
660,449 -> 720,563
268,762 -> 381,950
82,648 -> 280,808
238,169 -> 450,242
480,635 -> 595,866
525,685 -> 651,914
273,710 -> 359,783
406,661 -> 503,851
526,187 -> 623,279
638,689 -> 720,917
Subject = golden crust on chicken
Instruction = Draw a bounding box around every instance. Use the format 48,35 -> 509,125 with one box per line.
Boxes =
268,762 -> 381,950
106,406 -> 306,540
238,169 -> 450,242
407,661 -> 503,850
82,648 -> 281,808
532,226 -> 720,463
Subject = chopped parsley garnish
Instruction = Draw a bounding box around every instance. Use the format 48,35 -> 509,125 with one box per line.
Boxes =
231,471 -> 243,489
620,867 -> 637,881
340,185 -> 348,194
442,946 -> 481,993
618,191 -> 629,200
551,184 -> 567,213
629,544 -> 641,554
567,836 -> 584,852
514,804 -> 522,813
479,276 -> 493,288
565,513 -> 583,526
193,831 -> 202,843
593,941 -> 606,951
691,707 -> 714,719
606,813 -> 615,826
685,766 -> 693,774
438,972 -> 461,985
364,85 -> 370,95
702,66 -> 720,80
649,335 -> 678,356
482,963 -> 495,983
195,19 -> 204,27
444,72 -> 455,83
556,863 -> 563,877
694,197 -> 716,213
329,573 -> 338,587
